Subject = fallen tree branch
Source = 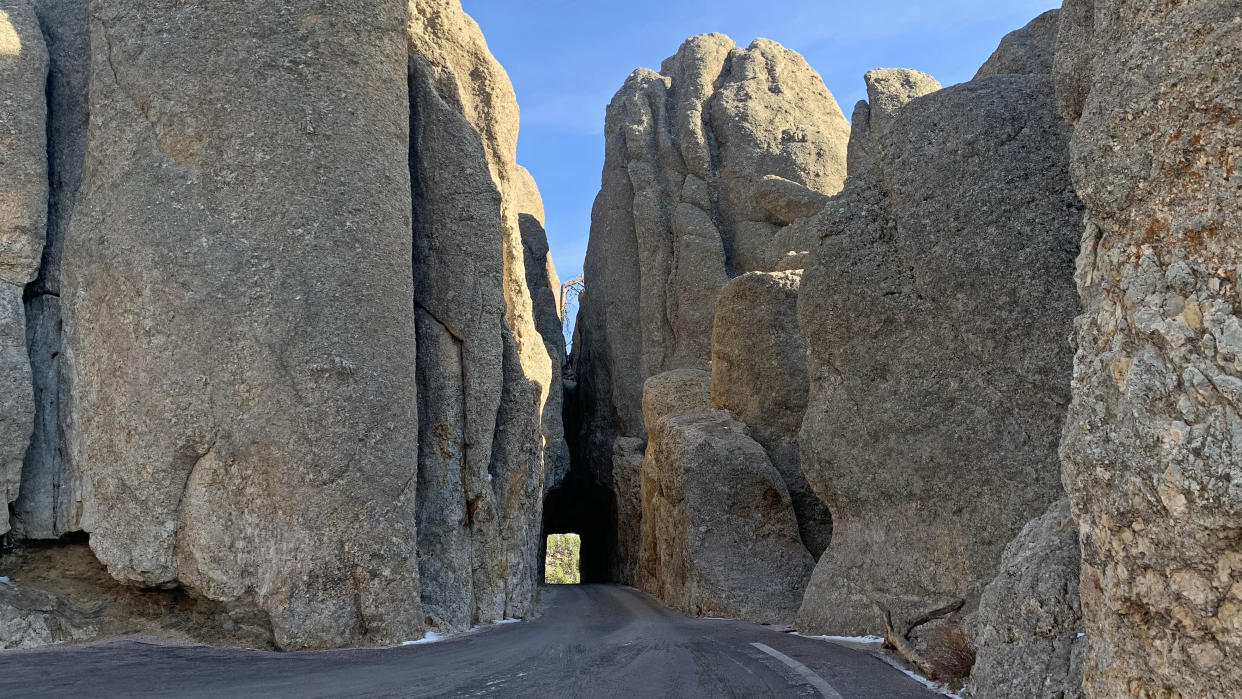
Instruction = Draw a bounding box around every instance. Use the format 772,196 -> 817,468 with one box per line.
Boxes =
873,598 -> 965,681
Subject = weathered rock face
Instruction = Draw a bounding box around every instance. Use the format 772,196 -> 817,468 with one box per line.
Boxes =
3,0 -> 563,651
517,167 -> 569,497
638,370 -> 813,624
0,540 -> 275,651
0,0 -> 47,535
974,9 -> 1060,80
390,0 -> 564,636
797,68 -> 1082,634
1056,2 -> 1242,695
570,33 -> 850,584
710,271 -> 831,556
846,69 -> 941,177
407,2 -> 508,634
13,0 -> 91,541
62,0 -> 422,650
968,499 -> 1085,699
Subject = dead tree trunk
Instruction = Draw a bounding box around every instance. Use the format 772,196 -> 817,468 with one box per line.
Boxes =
874,599 -> 965,681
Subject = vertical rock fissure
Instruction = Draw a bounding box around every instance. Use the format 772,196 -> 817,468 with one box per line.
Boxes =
16,0 -> 88,541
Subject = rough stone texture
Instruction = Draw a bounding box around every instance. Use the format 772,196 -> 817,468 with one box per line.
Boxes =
797,71 -> 1081,635
974,10 -> 1061,80
710,271 -> 831,557
0,0 -> 556,652
638,370 -> 813,624
968,499 -> 1085,699
1056,2 -> 1242,695
0,0 -> 46,287
517,166 -> 569,496
845,69 -> 941,177
1051,0 -> 1095,125
0,542 -> 274,650
13,0 -> 91,541
569,34 -> 849,584
611,436 -> 645,586
408,0 -> 560,633
0,0 -> 47,535
60,0 -> 422,650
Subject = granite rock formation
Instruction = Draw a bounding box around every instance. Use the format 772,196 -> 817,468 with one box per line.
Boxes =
1056,1 -> 1242,694
968,499 -> 1085,699
1,0 -> 562,651
568,33 -> 850,584
0,0 -> 47,535
12,0 -> 90,542
408,0 -> 560,635
974,9 -> 1060,80
797,61 -> 1082,634
638,370 -> 813,624
0,540 -> 275,650
845,68 -> 941,177
60,0 -> 424,651
710,271 -> 831,556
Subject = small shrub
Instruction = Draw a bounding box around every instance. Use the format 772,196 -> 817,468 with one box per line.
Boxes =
925,623 -> 976,687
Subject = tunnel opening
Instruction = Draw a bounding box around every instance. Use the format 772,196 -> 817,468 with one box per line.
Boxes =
544,534 -> 581,584
542,373 -> 624,584
541,463 -> 617,583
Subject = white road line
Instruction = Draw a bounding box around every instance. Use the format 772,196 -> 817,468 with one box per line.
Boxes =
751,642 -> 845,699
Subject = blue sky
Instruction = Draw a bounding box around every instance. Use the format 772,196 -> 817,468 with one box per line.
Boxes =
461,0 -> 1062,283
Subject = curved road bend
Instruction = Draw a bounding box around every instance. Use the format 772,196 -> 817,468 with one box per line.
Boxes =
0,584 -> 939,698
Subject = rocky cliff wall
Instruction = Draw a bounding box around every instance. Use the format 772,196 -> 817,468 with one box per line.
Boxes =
1,0 -> 562,651
1056,0 -> 1242,694
796,41 -> 1082,634
0,0 -> 47,536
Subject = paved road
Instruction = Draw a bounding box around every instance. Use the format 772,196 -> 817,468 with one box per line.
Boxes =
0,585 -> 939,698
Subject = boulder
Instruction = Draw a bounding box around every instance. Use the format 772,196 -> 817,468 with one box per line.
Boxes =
639,371 -> 813,624
1056,1 -> 1242,695
711,271 -> 831,556
797,70 -> 1081,635
968,499 -> 1085,699
0,0 -> 47,534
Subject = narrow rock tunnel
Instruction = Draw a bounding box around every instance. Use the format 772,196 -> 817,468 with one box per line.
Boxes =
541,379 -> 620,584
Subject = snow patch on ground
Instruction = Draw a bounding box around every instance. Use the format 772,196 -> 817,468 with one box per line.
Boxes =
870,652 -> 965,698
403,632 -> 447,646
799,633 -> 884,645
893,665 -> 965,699
401,618 -> 525,647
0,577 -> 12,587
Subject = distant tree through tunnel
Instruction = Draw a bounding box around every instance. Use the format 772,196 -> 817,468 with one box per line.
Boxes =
544,534 -> 581,585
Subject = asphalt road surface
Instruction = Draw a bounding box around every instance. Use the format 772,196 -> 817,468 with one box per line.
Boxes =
0,584 -> 941,698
